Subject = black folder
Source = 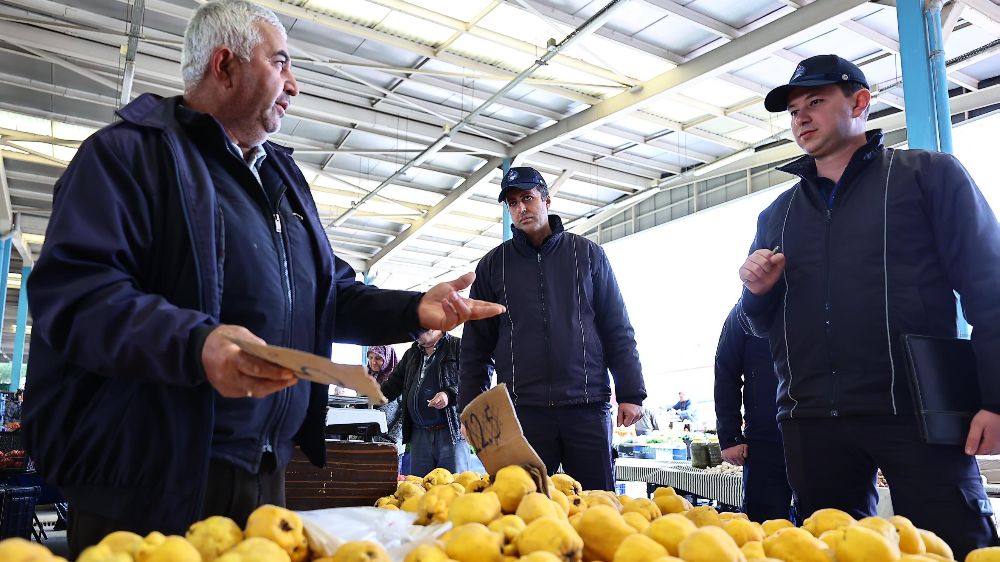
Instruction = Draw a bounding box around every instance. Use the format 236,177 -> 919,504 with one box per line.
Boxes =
902,334 -> 980,445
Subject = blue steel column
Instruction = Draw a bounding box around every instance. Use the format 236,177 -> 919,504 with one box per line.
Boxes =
897,1 -> 968,336
10,266 -> 29,390
361,271 -> 371,366
501,159 -> 513,241
897,0 -> 941,151
0,239 -> 11,352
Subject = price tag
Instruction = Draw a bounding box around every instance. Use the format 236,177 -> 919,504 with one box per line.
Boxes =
460,384 -> 548,494
228,337 -> 387,405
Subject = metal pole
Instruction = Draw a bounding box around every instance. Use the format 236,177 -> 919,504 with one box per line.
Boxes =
0,239 -> 11,351
927,2 -> 954,153
502,159 -> 513,241
897,0 -> 940,150
362,271 -> 371,366
10,265 -> 29,390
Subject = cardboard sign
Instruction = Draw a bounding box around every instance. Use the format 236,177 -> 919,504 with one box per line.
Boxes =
229,338 -> 388,405
460,384 -> 548,495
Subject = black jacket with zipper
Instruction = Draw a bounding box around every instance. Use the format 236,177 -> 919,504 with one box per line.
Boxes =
381,334 -> 463,445
740,130 -> 1000,422
458,215 -> 646,411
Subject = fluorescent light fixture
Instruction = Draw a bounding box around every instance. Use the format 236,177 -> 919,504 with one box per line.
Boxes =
691,148 -> 755,177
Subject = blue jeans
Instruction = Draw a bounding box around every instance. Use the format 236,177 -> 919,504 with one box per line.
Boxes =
408,426 -> 472,476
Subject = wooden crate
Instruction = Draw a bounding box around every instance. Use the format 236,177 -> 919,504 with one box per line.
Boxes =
285,440 -> 398,511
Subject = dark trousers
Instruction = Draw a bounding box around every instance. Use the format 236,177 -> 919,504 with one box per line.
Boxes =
516,403 -> 614,491
68,453 -> 285,559
743,438 -> 794,523
782,416 -> 998,560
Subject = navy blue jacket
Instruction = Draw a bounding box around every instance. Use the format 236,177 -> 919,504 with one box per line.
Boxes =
458,215 -> 645,410
381,335 -> 463,445
714,305 -> 781,449
740,130 -> 1000,421
22,94 -> 422,534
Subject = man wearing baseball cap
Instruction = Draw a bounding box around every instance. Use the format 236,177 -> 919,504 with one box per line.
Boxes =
739,54 -> 1000,555
458,166 -> 647,491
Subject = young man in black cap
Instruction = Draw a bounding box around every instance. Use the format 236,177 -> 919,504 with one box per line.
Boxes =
458,166 -> 647,491
739,54 -> 1000,554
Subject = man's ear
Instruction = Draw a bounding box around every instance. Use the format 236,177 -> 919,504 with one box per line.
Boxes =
544,195 -> 551,209
205,47 -> 240,88
853,88 -> 872,119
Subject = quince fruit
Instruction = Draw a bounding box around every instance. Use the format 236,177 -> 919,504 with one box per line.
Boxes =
653,494 -> 692,515
889,516 -> 926,555
551,474 -> 582,497
622,512 -> 651,533
918,530 -> 954,560
644,513 -> 697,556
724,518 -> 765,546
449,491 -> 502,526
187,515 -> 244,561
613,533 -> 667,562
98,531 -> 144,557
740,540 -> 765,559
134,535 -> 200,562
0,538 -> 66,562
493,466 -> 537,514
424,468 -> 455,489
802,508 -> 855,537
684,506 -> 723,528
216,537 -> 291,562
77,544 -> 131,562
402,544 -> 450,562
245,504 -> 309,562
823,524 -> 900,562
762,527 -> 832,562
621,498 -> 661,522
966,547 -> 1000,562
516,515 -> 583,562
761,519 -> 795,536
517,492 -> 566,523
328,541 -> 390,562
571,504 -> 635,562
443,523 -> 504,562
416,484 -> 461,525
677,526 -> 746,562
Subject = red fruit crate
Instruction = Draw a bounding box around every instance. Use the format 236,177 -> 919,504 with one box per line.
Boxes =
0,486 -> 40,540
0,432 -> 30,474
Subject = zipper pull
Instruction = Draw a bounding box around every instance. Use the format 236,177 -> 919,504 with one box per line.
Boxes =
274,213 -> 282,233
537,253 -> 541,263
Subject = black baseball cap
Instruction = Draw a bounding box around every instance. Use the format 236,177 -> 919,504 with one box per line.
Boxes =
764,54 -> 869,112
498,166 -> 548,203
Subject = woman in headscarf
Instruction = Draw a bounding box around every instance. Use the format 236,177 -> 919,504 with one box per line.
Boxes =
367,346 -> 404,466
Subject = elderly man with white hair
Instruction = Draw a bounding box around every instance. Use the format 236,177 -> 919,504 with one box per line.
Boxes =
21,1 -> 503,555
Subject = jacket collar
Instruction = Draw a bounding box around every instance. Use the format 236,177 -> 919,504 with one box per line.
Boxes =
117,93 -> 295,156
511,214 -> 565,253
777,129 -> 884,179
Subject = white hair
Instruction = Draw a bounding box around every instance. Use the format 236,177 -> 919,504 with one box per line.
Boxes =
181,0 -> 286,90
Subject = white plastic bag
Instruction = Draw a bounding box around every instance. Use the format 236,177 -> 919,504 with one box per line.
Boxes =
298,507 -> 451,560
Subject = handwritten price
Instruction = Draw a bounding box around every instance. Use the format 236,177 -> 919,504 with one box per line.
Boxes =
465,403 -> 502,451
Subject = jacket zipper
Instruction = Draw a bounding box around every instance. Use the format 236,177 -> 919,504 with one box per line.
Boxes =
824,207 -> 838,417
537,252 -> 553,406
263,193 -> 294,454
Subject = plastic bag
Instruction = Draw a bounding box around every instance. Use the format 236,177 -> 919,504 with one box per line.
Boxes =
298,507 -> 450,560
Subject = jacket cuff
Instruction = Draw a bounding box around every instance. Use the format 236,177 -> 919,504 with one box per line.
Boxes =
187,323 -> 217,384
982,404 -> 1000,416
404,294 -> 424,340
740,285 -> 778,316
719,433 -> 744,450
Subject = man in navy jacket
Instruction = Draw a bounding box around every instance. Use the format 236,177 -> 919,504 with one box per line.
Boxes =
740,54 -> 1000,556
22,1 -> 503,555
459,166 -> 646,491
714,304 -> 792,522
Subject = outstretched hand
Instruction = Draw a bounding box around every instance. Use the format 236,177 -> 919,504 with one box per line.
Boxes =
418,272 -> 505,331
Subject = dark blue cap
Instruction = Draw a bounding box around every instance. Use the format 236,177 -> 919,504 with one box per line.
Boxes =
499,166 -> 547,203
764,54 -> 869,112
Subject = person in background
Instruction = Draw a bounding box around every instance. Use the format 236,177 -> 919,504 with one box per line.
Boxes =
381,330 -> 470,475
20,1 -> 504,556
739,54 -> 1000,556
634,406 -> 660,436
3,389 -> 23,425
714,303 -> 793,523
459,166 -> 646,491
667,391 -> 693,421
366,346 -> 403,460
